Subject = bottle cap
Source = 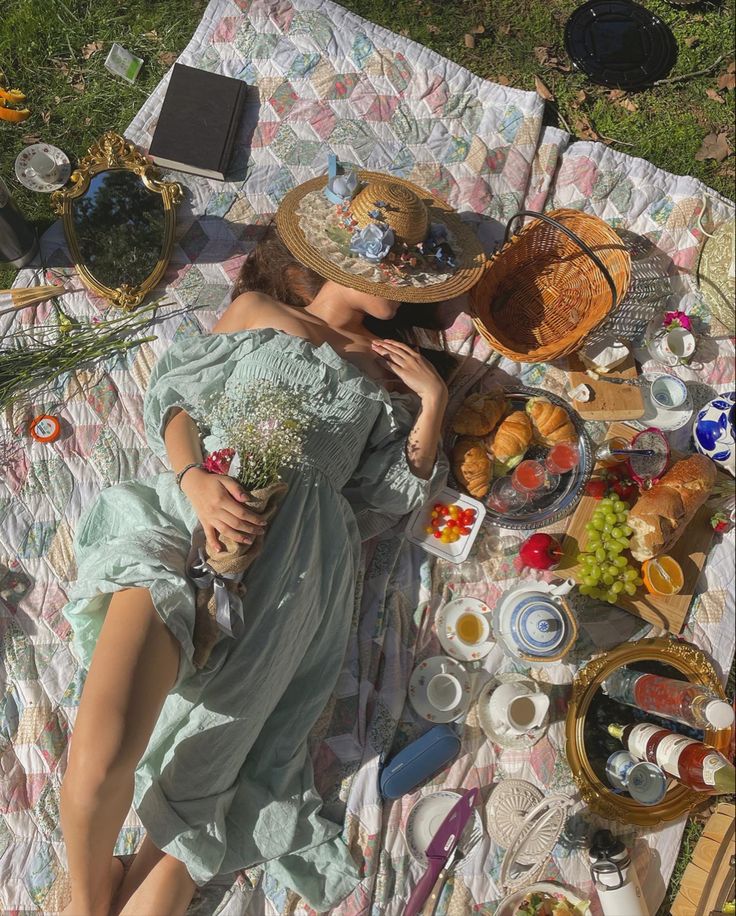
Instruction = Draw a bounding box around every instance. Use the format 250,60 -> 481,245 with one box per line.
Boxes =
28,414 -> 61,443
705,699 -> 736,730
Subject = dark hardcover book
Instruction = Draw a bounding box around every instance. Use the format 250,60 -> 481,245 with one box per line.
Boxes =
148,63 -> 246,180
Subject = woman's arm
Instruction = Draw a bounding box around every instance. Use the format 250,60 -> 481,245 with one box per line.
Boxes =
163,408 -> 266,553
404,393 -> 448,480
370,339 -> 448,480
163,408 -> 204,475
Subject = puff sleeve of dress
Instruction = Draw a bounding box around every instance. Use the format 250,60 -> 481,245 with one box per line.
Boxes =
143,332 -> 261,463
343,392 -> 448,539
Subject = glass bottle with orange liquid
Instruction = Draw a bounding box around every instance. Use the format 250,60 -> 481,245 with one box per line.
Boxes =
608,721 -> 736,795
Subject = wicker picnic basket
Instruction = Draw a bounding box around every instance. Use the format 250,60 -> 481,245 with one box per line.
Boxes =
470,208 -> 631,363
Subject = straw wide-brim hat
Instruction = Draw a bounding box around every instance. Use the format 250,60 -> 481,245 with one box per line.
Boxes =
276,170 -> 487,302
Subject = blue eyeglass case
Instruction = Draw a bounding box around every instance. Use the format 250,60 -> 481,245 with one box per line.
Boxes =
379,724 -> 461,800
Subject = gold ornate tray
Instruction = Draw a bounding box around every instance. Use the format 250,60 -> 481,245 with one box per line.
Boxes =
566,637 -> 732,827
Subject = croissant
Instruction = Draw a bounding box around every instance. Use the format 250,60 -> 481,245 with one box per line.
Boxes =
452,437 -> 491,498
489,411 -> 532,464
452,392 -> 505,437
526,397 -> 576,446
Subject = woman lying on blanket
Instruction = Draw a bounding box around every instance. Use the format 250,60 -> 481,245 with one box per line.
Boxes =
60,168 -> 485,916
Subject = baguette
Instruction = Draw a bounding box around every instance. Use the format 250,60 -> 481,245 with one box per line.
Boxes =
628,454 -> 717,561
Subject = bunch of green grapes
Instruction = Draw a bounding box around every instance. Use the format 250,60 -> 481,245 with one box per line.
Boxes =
576,497 -> 644,603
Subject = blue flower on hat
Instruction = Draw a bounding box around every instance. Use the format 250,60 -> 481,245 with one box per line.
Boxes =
434,241 -> 457,269
350,222 -> 395,262
323,154 -> 359,204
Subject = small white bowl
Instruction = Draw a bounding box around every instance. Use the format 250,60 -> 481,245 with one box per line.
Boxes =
405,486 -> 486,564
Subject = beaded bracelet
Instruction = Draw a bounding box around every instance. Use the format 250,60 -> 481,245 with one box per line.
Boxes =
175,462 -> 205,490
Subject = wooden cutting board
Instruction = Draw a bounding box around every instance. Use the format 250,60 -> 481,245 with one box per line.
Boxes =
555,423 -> 724,632
672,803 -> 735,916
567,353 -> 645,421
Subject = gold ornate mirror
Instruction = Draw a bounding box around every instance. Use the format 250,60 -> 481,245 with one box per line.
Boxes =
52,132 -> 182,310
566,637 -> 730,827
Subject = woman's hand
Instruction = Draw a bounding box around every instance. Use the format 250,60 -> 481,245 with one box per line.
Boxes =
180,469 -> 267,554
370,339 -> 448,406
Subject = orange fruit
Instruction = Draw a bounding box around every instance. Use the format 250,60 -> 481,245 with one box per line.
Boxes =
0,103 -> 30,122
642,556 -> 684,595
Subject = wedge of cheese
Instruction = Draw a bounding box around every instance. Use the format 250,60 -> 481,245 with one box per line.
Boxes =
578,336 -> 630,374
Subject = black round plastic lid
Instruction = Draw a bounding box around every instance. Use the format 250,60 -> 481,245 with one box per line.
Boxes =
564,0 -> 677,89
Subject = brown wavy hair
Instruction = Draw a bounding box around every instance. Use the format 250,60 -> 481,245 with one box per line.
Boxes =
231,223 -> 455,373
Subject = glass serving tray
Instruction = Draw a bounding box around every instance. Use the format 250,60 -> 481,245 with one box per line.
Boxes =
448,385 -> 594,530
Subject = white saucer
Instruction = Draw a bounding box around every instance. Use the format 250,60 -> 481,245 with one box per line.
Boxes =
631,371 -> 693,432
404,790 -> 484,867
477,673 -> 549,749
408,655 -> 472,723
15,143 -> 71,193
496,882 -> 592,916
435,596 -> 494,662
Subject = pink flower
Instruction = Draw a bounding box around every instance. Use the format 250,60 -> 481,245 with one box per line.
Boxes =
202,448 -> 235,475
663,310 -> 692,332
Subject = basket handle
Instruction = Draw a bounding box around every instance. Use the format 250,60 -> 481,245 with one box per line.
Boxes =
504,210 -> 620,308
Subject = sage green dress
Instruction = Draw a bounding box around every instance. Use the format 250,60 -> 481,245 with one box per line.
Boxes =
63,328 -> 447,909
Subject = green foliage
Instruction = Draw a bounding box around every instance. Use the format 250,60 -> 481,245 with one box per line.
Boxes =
0,0 -> 207,286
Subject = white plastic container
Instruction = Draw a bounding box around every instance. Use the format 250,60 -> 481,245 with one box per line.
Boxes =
404,487 -> 486,564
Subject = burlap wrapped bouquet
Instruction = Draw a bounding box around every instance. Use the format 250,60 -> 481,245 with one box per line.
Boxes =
189,382 -> 310,668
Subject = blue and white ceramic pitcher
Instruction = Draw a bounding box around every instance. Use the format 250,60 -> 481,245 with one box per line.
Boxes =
493,579 -> 578,664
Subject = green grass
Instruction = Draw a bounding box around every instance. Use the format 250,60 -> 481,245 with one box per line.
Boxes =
1,0 -> 733,288
344,0 -> 735,193
0,0 -> 207,287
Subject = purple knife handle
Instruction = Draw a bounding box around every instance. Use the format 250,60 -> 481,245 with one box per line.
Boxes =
404,857 -> 445,916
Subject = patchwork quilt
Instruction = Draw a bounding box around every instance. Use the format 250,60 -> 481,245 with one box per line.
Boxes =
1,0 -> 734,913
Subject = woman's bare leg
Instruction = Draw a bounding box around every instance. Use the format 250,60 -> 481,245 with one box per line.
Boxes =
118,851 -> 196,916
110,834 -> 163,913
60,587 -> 180,916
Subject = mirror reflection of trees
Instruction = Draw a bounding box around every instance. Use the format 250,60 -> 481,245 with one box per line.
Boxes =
73,170 -> 165,289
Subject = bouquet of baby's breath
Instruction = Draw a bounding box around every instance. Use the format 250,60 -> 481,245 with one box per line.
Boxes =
203,382 -> 309,490
190,381 -> 311,668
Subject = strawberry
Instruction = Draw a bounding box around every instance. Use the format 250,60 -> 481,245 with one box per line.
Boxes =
612,479 -> 638,502
585,479 -> 608,499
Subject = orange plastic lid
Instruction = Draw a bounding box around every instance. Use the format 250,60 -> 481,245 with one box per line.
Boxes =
28,414 -> 61,443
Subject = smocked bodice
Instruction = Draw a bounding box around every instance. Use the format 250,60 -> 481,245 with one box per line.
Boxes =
211,330 -> 386,489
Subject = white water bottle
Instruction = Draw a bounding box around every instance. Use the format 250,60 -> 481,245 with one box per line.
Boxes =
589,830 -> 650,916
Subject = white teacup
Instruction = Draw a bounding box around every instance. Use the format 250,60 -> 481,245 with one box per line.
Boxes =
426,671 -> 463,711
650,375 -> 688,411
489,681 -> 550,735
661,326 -> 696,365
26,150 -> 59,183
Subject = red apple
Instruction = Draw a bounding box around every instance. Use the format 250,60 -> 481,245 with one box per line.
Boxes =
519,533 -> 563,570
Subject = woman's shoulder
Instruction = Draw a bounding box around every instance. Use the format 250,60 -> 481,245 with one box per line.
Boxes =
212,291 -> 309,336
